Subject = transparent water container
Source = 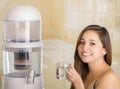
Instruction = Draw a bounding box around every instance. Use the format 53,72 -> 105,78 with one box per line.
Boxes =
2,5 -> 43,78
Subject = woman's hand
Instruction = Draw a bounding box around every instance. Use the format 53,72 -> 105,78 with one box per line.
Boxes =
67,64 -> 85,89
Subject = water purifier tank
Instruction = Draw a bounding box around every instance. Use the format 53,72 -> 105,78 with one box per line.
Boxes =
2,5 -> 43,89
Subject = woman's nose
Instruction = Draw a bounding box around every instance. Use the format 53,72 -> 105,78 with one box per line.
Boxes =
83,44 -> 89,51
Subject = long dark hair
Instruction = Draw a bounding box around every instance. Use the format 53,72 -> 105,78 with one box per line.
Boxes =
70,25 -> 112,89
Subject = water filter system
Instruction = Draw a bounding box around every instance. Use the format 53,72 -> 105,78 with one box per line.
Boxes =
2,5 -> 43,89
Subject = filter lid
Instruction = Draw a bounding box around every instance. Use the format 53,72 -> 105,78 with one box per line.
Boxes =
3,5 -> 41,21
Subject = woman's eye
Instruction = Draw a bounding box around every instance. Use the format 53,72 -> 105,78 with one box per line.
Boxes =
79,41 -> 85,45
90,42 -> 96,46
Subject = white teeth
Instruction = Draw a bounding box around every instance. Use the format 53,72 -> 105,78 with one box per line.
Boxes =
83,53 -> 90,56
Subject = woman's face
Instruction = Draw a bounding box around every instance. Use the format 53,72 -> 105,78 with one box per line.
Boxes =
77,30 -> 106,63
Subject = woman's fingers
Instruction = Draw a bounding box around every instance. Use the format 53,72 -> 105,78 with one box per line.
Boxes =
67,64 -> 78,82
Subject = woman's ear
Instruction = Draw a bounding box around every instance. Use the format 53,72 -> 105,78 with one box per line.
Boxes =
103,48 -> 107,55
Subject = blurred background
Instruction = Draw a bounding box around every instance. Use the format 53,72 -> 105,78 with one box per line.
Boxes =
0,0 -> 120,89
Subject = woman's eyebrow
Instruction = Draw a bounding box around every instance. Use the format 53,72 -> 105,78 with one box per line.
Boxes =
89,39 -> 96,42
81,38 -> 97,42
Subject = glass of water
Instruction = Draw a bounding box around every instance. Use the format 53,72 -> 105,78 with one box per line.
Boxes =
56,62 -> 70,80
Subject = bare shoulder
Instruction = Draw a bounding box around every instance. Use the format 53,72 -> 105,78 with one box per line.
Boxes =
103,69 -> 120,81
96,69 -> 120,89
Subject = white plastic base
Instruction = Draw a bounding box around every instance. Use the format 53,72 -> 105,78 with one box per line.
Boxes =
2,75 -> 44,89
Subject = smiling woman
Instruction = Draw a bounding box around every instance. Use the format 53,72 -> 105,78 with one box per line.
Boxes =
67,25 -> 120,89
77,30 -> 107,63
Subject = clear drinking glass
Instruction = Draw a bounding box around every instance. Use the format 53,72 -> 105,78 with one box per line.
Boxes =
56,62 -> 70,80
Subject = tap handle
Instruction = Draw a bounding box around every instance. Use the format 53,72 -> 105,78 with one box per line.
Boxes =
27,70 -> 35,84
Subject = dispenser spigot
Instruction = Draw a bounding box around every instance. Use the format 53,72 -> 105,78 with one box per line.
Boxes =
26,70 -> 35,84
